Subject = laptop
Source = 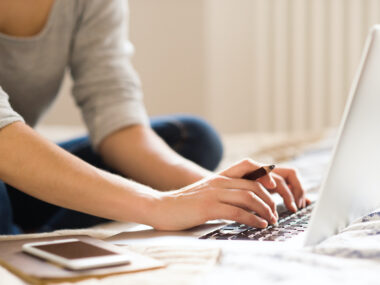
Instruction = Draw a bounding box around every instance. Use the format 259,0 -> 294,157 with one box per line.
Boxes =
109,26 -> 380,248
199,25 -> 380,247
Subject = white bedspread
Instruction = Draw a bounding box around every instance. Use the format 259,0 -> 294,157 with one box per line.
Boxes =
3,212 -> 380,285
2,132 -> 379,284
202,136 -> 380,284
202,209 -> 380,284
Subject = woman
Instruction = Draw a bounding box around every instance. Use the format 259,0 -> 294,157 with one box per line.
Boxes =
0,0 -> 308,235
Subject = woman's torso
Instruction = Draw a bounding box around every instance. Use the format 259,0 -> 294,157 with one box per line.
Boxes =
0,0 -> 77,126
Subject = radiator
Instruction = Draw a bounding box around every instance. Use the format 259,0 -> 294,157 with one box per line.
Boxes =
250,0 -> 380,132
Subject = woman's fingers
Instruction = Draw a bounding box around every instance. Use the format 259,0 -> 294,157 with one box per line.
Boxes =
273,168 -> 306,209
219,161 -> 308,213
219,159 -> 261,178
210,176 -> 277,217
219,159 -> 276,189
209,203 -> 269,229
272,173 -> 298,212
216,188 -> 277,224
155,160 -> 310,231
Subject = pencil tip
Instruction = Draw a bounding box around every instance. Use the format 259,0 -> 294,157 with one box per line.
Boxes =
269,165 -> 275,170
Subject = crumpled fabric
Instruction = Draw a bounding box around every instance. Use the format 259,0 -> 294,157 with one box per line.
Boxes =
202,209 -> 380,285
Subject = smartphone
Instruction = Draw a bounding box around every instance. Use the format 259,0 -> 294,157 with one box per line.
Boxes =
22,238 -> 130,270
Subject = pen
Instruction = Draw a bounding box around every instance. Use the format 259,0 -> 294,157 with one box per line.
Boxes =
243,164 -> 278,225
242,164 -> 276,180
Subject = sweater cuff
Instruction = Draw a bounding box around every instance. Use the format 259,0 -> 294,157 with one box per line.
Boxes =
0,88 -> 25,129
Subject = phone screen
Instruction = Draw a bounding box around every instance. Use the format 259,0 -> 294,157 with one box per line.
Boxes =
34,241 -> 117,260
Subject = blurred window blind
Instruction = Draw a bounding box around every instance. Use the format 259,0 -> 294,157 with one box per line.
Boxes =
252,0 -> 380,132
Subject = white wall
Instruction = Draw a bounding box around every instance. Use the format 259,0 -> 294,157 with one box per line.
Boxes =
40,0 -> 380,135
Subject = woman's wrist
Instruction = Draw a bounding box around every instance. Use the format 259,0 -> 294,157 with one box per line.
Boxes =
119,180 -> 165,227
145,191 -> 173,230
138,190 -> 163,226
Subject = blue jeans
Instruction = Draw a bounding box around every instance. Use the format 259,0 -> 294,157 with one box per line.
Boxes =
0,115 -> 223,235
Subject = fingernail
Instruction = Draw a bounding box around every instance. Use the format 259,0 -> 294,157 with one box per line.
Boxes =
271,214 -> 277,225
291,202 -> 298,212
298,200 -> 303,209
260,220 -> 268,228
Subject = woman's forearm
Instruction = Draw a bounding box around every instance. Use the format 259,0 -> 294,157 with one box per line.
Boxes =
0,122 -> 157,225
98,125 -> 212,190
0,123 -> 307,231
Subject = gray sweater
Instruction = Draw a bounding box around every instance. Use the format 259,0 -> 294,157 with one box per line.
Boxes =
0,0 -> 149,148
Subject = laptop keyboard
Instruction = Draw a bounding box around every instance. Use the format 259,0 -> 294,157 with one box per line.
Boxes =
199,203 -> 314,241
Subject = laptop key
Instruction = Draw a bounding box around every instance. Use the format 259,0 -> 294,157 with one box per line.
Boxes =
199,203 -> 315,240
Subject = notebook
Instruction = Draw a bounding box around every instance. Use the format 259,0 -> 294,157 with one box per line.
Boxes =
0,235 -> 164,285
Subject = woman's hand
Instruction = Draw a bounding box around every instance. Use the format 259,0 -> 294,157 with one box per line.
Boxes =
225,159 -> 310,212
259,167 -> 311,212
219,160 -> 310,213
150,159 -> 279,231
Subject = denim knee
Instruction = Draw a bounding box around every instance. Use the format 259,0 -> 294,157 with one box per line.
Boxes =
0,182 -> 20,235
174,115 -> 223,171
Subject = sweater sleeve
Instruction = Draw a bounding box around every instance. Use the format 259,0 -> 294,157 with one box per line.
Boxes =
0,87 -> 25,129
69,0 -> 149,149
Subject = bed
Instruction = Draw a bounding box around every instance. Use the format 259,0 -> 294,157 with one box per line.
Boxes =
2,130 -> 379,284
